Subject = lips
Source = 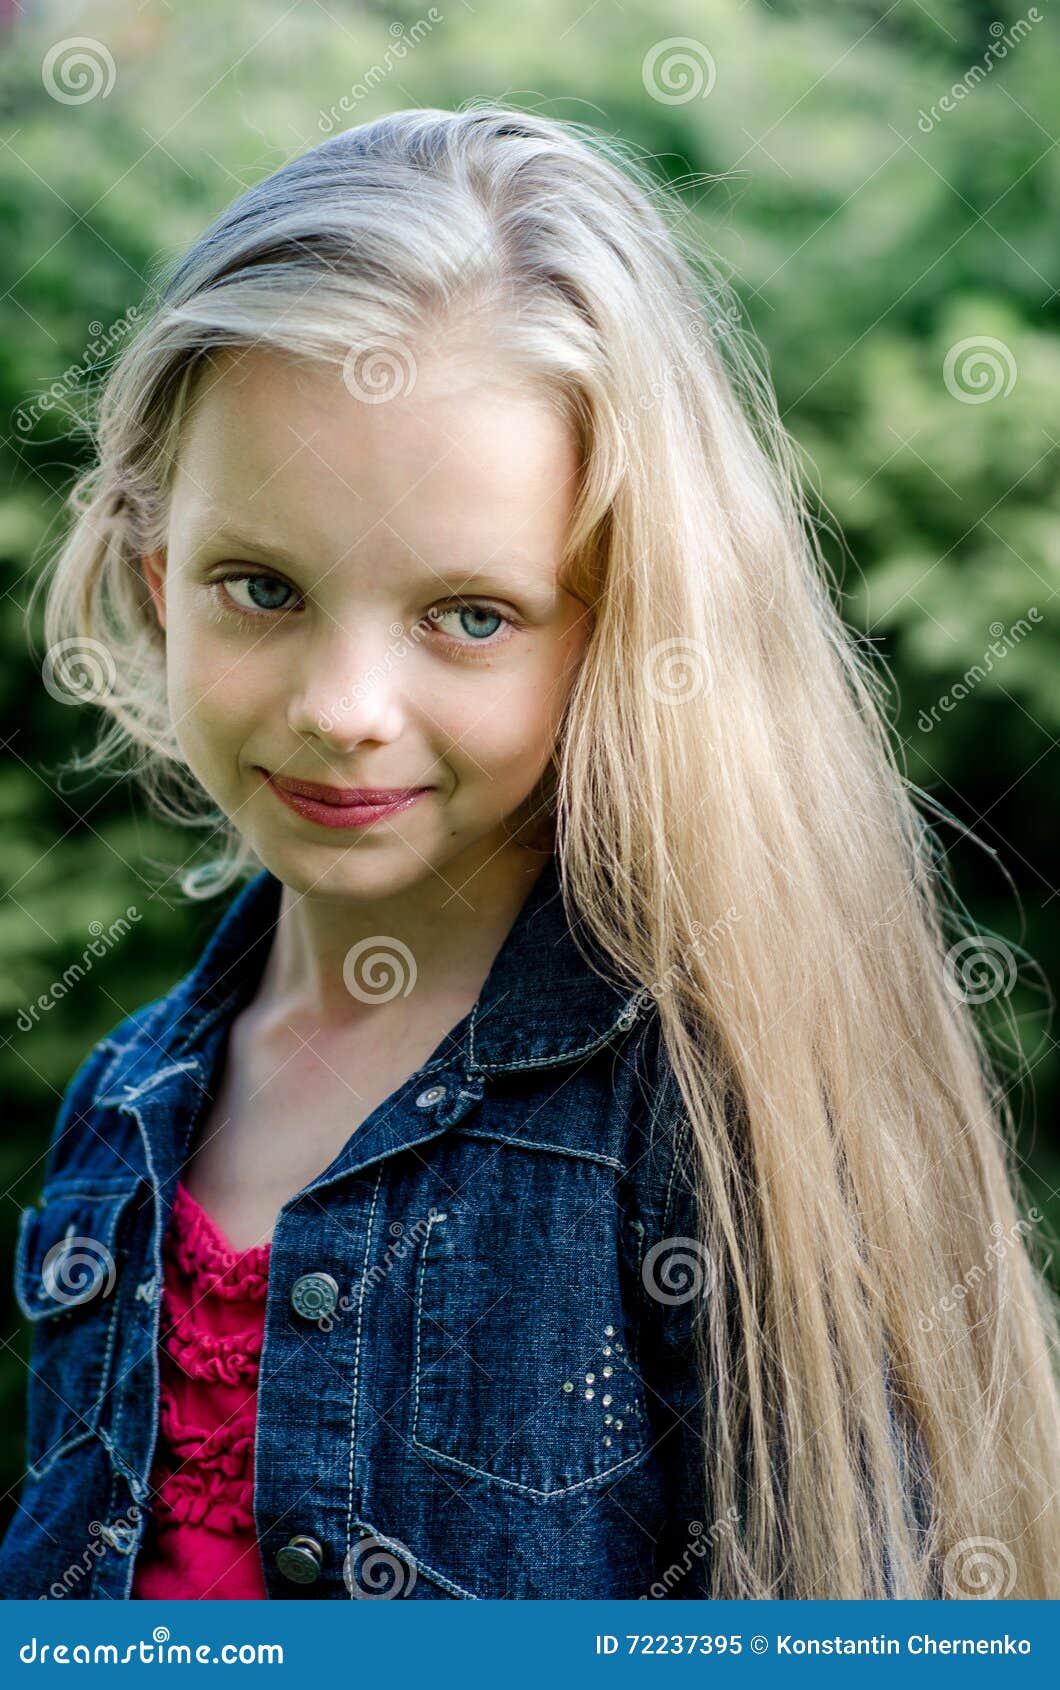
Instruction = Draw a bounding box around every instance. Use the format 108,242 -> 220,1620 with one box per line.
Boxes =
266,773 -> 429,806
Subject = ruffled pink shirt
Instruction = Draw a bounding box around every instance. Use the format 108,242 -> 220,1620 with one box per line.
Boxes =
132,1181 -> 272,1599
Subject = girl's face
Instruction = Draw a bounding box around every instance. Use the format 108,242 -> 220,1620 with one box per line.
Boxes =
142,346 -> 593,898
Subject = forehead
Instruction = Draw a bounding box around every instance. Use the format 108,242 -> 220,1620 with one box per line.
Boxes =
171,346 -> 580,572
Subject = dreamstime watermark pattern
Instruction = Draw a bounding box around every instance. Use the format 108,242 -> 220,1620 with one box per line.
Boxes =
42,636 -> 118,705
916,1210 -> 1042,1334
342,934 -> 418,1003
943,335 -> 1018,403
36,1507 -> 142,1599
318,11 -> 443,132
642,1234 -> 714,1306
316,616 -> 432,730
315,1209 -> 446,1333
943,934 -> 1017,1004
623,907 -> 743,1027
642,37 -> 717,106
917,13 -> 1043,133
941,1535 -> 1018,1598
13,307 -> 142,435
917,610 -> 1042,732
342,341 -> 418,404
616,307 -> 738,432
644,636 -> 713,703
639,1507 -> 740,1597
40,1232 -> 117,1307
15,907 -> 141,1033
343,1532 -> 418,1597
41,36 -> 116,104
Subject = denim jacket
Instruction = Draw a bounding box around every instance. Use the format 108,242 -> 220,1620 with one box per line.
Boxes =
1,853 -> 722,1601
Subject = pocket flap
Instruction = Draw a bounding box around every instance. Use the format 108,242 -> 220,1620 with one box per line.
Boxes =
15,1188 -> 136,1322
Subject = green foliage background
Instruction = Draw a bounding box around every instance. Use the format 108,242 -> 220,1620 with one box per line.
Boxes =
1,0 -> 1057,1524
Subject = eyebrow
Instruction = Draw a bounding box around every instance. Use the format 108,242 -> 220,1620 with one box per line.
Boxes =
193,526 -> 557,603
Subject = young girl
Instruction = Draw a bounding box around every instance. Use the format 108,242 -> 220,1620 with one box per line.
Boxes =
4,104 -> 1058,1602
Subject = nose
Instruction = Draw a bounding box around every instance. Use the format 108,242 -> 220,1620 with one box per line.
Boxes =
285,625 -> 408,750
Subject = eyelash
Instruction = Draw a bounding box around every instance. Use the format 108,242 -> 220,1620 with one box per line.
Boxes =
206,572 -> 519,657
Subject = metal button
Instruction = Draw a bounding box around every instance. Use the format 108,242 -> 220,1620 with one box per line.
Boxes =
289,1271 -> 339,1321
415,1084 -> 446,1108
275,1533 -> 324,1584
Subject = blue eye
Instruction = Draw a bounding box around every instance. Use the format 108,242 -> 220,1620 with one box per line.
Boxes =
220,574 -> 295,613
431,605 -> 506,643
211,573 -> 516,654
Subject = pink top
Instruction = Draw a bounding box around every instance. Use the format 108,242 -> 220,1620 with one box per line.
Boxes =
131,1180 -> 272,1599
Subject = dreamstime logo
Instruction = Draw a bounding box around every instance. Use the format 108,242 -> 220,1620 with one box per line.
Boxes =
942,1535 -> 1017,1598
917,610 -> 1041,731
342,936 -> 417,1003
641,1235 -> 713,1306
942,336 -> 1017,404
41,1233 -> 117,1306
342,343 -> 418,405
617,310 -> 738,432
622,907 -> 742,1023
943,935 -> 1017,1004
343,1533 -> 418,1598
640,1506 -> 740,1598
917,13 -> 1042,133
644,637 -> 712,704
16,906 -> 142,1033
13,307 -> 141,434
39,1507 -> 142,1599
642,37 -> 717,105
316,1210 -> 445,1332
318,10 -> 443,131
316,620 -> 425,730
916,1210 -> 1041,1334
42,37 -> 116,104
21,1626 -> 283,1661
42,637 -> 117,705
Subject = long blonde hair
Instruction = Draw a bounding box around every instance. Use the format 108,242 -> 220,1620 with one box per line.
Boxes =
32,102 -> 1060,1597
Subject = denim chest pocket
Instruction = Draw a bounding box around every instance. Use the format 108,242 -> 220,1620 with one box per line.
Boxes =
14,1186 -> 136,1479
410,1154 -> 650,1500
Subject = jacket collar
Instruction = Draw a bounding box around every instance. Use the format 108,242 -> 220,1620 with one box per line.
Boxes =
120,852 -> 644,1081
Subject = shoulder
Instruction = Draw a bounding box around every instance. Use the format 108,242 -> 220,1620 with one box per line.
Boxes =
619,1006 -> 699,1245
38,995 -> 176,1188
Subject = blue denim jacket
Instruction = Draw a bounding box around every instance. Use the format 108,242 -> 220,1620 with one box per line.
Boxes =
1,853 -> 723,1601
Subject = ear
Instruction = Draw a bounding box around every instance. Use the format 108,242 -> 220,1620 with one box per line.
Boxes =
141,550 -> 167,630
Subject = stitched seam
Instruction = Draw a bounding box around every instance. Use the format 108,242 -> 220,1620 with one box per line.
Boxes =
457,1127 -> 625,1173
409,1433 -> 650,1500
467,998 -> 643,1075
38,1183 -> 140,1202
410,1210 -> 446,1463
25,1423 -> 100,1482
346,1164 -> 384,1593
662,1107 -> 684,1237
97,1058 -> 203,1106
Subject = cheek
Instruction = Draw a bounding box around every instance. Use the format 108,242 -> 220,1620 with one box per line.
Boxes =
441,651 -> 581,782
163,605 -> 269,748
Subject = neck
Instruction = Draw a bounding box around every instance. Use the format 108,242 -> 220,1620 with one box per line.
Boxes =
253,836 -> 553,1033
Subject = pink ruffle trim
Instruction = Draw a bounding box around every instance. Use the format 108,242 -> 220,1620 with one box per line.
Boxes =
145,1181 -> 272,1540
167,1180 -> 271,1299
161,1298 -> 265,1385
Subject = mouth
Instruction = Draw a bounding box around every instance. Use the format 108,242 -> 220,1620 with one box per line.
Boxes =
258,770 -> 432,831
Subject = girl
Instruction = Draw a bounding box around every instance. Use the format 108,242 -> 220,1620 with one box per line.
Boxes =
5,104 -> 1058,1601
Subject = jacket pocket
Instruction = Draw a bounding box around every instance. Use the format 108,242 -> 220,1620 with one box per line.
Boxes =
14,1186 -> 137,1479
411,1191 -> 651,1500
